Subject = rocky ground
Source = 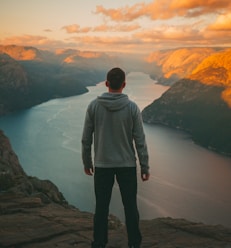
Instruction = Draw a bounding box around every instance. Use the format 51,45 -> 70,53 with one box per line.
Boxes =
1,130 -> 231,248
1,192 -> 231,248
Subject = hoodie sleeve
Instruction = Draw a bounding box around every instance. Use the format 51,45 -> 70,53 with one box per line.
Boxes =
132,104 -> 149,174
81,104 -> 94,169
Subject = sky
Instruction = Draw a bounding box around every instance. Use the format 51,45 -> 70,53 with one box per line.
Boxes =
0,0 -> 231,54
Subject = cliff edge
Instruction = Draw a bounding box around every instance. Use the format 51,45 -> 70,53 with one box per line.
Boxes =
0,130 -> 231,248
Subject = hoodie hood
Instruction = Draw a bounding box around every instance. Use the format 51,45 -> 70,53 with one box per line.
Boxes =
97,92 -> 130,111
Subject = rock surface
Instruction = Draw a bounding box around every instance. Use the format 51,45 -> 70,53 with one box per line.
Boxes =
1,130 -> 231,248
1,192 -> 231,248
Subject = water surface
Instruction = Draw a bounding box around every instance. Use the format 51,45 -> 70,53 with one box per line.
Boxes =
0,72 -> 231,227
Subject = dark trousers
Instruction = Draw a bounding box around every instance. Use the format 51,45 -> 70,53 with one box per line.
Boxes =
92,167 -> 142,247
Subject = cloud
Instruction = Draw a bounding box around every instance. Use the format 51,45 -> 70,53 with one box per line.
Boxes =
169,0 -> 231,17
1,35 -> 49,45
62,24 -> 91,33
95,2 -> 148,22
68,24 -> 204,53
134,24 -> 204,46
70,35 -> 138,45
95,0 -> 231,21
207,12 -> 231,31
132,20 -> 231,48
62,23 -> 140,33
68,35 -> 144,53
0,35 -> 74,50
43,29 -> 53,32
1,17 -> 230,54
93,24 -> 140,32
68,25 -> 231,53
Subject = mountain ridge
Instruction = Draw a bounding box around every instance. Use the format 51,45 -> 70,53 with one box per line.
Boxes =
145,47 -> 219,85
0,44 -> 150,116
0,45 -> 114,115
1,44 -> 231,156
142,48 -> 231,156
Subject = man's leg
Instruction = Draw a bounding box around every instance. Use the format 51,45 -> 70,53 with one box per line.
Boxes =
116,167 -> 142,247
92,168 -> 114,247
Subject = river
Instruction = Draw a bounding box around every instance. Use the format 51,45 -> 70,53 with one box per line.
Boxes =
0,72 -> 231,227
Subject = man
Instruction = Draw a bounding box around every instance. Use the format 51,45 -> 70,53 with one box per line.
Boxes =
82,67 -> 150,248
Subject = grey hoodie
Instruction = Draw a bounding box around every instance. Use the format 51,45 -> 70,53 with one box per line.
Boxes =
82,92 -> 149,173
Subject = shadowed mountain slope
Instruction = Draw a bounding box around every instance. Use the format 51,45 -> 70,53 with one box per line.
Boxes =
142,48 -> 231,156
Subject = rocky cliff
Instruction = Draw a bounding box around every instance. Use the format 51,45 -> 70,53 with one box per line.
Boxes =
1,131 -> 231,247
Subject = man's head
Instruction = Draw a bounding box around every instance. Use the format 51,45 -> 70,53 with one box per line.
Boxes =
106,67 -> 126,91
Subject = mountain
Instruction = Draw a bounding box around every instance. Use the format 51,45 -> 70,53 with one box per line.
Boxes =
142,48 -> 231,156
0,45 -> 151,116
0,50 -> 89,115
0,44 -> 44,61
0,45 -> 117,115
189,49 -> 231,107
145,47 -> 219,85
0,53 -> 30,114
1,130 -> 231,247
0,53 -> 28,89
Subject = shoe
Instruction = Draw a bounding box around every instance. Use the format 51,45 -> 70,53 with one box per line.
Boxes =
91,242 -> 106,248
92,245 -> 105,248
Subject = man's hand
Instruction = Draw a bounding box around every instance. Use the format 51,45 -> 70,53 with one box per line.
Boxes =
141,173 -> 150,181
141,168 -> 150,181
84,167 -> 94,176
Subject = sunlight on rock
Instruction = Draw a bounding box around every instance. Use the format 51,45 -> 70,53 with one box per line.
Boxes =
222,87 -> 231,108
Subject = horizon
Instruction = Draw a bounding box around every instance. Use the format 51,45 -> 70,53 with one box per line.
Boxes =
1,0 -> 231,54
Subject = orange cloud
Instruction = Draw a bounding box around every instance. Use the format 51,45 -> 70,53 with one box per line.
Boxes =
1,35 -> 49,45
170,0 -> 231,17
62,23 -> 140,33
62,16 -> 231,53
62,24 -> 91,33
95,2 -> 148,22
43,29 -> 52,32
132,20 -> 231,49
93,24 -> 109,32
134,25 -> 203,44
0,35 -> 74,51
68,35 -> 144,53
93,24 -> 140,32
95,0 -> 231,21
71,35 -> 137,45
207,12 -> 231,31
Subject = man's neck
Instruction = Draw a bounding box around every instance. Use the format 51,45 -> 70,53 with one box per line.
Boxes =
108,88 -> 123,93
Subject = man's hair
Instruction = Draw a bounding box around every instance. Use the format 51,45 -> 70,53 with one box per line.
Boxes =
107,67 -> 125,90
